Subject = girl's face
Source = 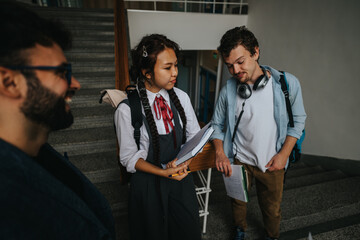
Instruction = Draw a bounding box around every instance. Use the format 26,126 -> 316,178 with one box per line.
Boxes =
144,47 -> 178,93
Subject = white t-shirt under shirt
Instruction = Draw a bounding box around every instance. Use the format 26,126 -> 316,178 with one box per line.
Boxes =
233,77 -> 278,173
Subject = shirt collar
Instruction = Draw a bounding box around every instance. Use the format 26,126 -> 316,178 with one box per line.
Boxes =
146,88 -> 170,106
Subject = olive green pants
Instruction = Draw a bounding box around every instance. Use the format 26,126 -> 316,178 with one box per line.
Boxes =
232,159 -> 285,238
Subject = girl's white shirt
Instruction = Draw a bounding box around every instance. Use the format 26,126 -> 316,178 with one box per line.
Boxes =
114,87 -> 200,173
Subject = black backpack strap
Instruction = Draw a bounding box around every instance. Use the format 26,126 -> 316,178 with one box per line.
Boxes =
125,85 -> 143,150
279,71 -> 294,128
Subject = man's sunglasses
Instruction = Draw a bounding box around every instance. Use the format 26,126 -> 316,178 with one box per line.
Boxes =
4,63 -> 72,86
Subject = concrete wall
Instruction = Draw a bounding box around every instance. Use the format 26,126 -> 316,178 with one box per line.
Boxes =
127,10 -> 248,50
247,0 -> 360,160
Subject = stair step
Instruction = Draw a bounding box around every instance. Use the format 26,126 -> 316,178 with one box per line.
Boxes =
72,72 -> 115,89
71,29 -> 114,37
73,34 -> 114,41
111,202 -> 128,217
64,23 -> 114,31
73,85 -> 104,96
59,17 -> 113,26
60,19 -> 114,28
280,176 -> 360,220
76,78 -> 115,89
49,127 -> 115,144
35,7 -> 114,18
72,106 -> 115,118
286,160 -> 308,169
65,114 -> 114,130
286,165 -> 325,178
283,169 -> 347,190
70,94 -> 114,108
297,223 -> 360,240
72,60 -> 114,68
69,150 -> 118,172
94,181 -> 130,220
67,52 -> 115,60
69,42 -> 115,51
280,202 -> 360,233
282,214 -> 360,240
74,71 -> 115,81
84,168 -> 120,184
71,65 -> 115,73
51,139 -> 117,156
94,181 -> 128,205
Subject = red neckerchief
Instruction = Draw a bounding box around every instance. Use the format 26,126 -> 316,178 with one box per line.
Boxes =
153,95 -> 177,148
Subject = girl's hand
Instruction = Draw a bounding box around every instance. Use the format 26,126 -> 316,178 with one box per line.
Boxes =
166,158 -> 178,169
164,158 -> 189,181
166,158 -> 191,174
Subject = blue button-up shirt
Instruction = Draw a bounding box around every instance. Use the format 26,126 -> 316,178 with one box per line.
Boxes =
211,65 -> 307,167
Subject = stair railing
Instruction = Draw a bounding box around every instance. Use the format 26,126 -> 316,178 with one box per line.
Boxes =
114,0 -> 130,90
124,0 -> 248,15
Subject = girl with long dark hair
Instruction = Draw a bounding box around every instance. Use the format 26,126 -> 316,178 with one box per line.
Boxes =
115,34 -> 201,240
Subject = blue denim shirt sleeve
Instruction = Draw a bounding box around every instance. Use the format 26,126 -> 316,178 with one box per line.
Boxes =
284,72 -> 307,139
211,84 -> 227,141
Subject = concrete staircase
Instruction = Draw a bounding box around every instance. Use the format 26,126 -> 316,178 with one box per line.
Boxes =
34,7 -> 129,239
35,7 -> 360,240
204,158 -> 360,240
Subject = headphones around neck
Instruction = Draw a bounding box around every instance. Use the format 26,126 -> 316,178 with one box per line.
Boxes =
237,67 -> 269,99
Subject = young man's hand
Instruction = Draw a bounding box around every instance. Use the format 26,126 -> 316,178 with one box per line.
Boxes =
216,151 -> 232,177
266,152 -> 287,171
213,139 -> 232,177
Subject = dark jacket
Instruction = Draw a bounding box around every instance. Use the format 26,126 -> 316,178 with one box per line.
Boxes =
0,139 -> 115,239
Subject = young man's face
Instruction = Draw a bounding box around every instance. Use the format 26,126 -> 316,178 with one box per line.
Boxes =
224,44 -> 260,84
20,43 -> 81,131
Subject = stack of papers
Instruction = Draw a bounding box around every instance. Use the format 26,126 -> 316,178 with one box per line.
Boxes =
223,165 -> 249,202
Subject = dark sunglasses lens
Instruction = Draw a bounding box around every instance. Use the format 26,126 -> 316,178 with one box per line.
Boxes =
65,64 -> 72,85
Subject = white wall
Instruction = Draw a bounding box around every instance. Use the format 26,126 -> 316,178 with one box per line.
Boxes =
247,0 -> 360,160
127,10 -> 248,50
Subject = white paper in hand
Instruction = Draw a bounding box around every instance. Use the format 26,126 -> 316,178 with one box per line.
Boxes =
223,165 -> 248,202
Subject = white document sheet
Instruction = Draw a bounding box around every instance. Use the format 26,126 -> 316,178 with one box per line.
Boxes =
222,165 -> 248,202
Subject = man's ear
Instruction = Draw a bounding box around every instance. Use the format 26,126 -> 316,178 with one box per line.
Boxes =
0,67 -> 22,98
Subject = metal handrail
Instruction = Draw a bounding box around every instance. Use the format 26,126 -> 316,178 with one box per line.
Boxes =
125,0 -> 248,15
37,0 -> 82,8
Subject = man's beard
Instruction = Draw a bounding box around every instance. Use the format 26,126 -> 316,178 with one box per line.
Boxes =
20,74 -> 74,131
235,73 -> 250,84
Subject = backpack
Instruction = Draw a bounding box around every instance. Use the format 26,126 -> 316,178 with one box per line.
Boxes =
100,85 -> 143,149
279,71 -> 305,163
99,85 -> 141,184
124,85 -> 143,149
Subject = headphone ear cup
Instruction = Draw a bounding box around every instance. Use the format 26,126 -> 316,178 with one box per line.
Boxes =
253,68 -> 269,90
237,83 -> 252,99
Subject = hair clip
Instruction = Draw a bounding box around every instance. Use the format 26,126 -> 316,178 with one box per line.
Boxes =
142,45 -> 148,57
